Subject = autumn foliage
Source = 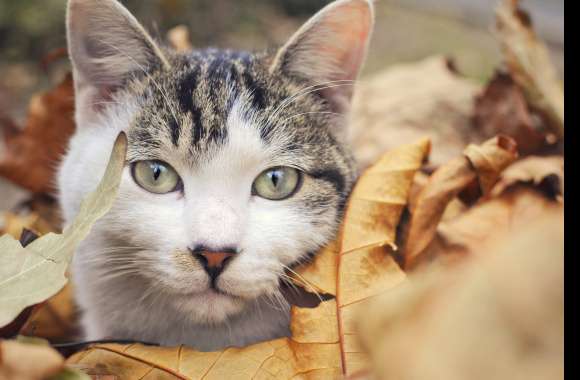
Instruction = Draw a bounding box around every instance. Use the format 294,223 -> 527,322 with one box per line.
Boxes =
0,0 -> 563,379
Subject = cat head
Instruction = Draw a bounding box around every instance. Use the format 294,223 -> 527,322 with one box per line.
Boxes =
61,0 -> 373,324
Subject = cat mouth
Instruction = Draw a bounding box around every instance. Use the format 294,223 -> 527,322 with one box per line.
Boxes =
201,287 -> 240,301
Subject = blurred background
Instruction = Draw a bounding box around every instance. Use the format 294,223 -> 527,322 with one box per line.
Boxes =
0,0 -> 564,118
0,0 -> 564,207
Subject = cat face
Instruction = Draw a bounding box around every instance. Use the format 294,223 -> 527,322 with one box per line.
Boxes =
60,0 -> 373,326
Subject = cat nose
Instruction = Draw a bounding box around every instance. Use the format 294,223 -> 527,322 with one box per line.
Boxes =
189,246 -> 237,281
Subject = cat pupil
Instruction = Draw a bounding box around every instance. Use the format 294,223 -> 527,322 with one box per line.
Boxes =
152,164 -> 161,181
270,171 -> 280,187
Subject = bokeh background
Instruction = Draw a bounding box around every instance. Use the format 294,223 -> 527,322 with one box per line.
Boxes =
0,0 -> 564,207
0,0 -> 564,116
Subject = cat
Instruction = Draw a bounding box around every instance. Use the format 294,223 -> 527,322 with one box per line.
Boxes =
58,0 -> 373,351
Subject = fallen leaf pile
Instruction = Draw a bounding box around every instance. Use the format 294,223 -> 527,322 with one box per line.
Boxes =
0,0 -> 563,379
0,73 -> 75,194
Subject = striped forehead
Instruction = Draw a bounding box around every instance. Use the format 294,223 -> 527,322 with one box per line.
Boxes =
127,49 -> 338,169
170,50 -> 270,148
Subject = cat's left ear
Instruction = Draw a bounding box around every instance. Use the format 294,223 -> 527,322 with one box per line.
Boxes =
269,0 -> 374,114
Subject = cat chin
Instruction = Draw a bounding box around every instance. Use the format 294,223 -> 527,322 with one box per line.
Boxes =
172,289 -> 248,324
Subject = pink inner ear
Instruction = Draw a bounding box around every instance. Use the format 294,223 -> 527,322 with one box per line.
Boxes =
321,10 -> 371,81
91,86 -> 115,113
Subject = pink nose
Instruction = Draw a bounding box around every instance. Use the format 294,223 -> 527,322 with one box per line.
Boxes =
190,246 -> 238,281
198,251 -> 234,269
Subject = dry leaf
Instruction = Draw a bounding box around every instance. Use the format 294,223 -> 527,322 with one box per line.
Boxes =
473,71 -> 550,155
491,155 -> 563,198
403,136 -> 518,269
434,187 -> 562,260
0,133 -> 127,328
350,56 -> 480,170
0,212 -> 54,241
66,139 -> 431,379
0,339 -> 64,380
357,212 -> 563,380
0,230 -> 41,339
423,155 -> 563,264
0,74 -> 75,194
19,284 -> 77,342
496,0 -> 564,138
0,337 -> 90,380
0,207 -> 70,340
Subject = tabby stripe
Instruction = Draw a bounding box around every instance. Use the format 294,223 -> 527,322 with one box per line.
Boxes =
310,169 -> 346,194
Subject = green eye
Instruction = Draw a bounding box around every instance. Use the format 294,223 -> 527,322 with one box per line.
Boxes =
253,166 -> 302,200
131,160 -> 181,194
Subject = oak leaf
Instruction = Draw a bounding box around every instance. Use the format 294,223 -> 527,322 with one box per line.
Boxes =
0,133 -> 127,328
66,139 -> 431,379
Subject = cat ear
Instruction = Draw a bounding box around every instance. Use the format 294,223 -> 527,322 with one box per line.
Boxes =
67,0 -> 170,125
269,0 -> 374,114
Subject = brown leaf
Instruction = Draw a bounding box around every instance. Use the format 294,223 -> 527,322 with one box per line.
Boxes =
0,340 -> 64,380
357,212 -> 563,380
66,139 -> 431,379
495,0 -> 564,139
421,155 -> 563,264
1,210 -> 56,241
337,138 -> 430,376
433,187 -> 562,261
0,73 -> 75,194
473,72 -> 550,155
491,155 -> 563,198
350,56 -> 481,170
403,136 -> 518,269
19,284 -> 78,342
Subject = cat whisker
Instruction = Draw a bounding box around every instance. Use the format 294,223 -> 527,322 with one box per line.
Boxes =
279,111 -> 341,126
281,264 -> 325,304
269,79 -> 355,118
266,80 -> 356,124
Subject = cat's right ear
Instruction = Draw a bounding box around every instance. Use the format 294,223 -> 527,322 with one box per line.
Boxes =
67,0 -> 170,125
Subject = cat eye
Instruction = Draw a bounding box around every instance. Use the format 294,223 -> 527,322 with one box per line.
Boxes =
131,160 -> 181,194
253,166 -> 302,200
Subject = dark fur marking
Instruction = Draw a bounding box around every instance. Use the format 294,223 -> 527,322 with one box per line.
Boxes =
310,168 -> 346,194
176,70 -> 198,113
190,105 -> 205,144
242,71 -> 267,110
168,118 -> 180,146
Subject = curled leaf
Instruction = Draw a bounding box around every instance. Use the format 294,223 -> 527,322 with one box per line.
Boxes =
403,136 -> 517,269
431,154 -> 564,261
491,155 -> 563,198
496,0 -> 564,138
0,133 -> 127,328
